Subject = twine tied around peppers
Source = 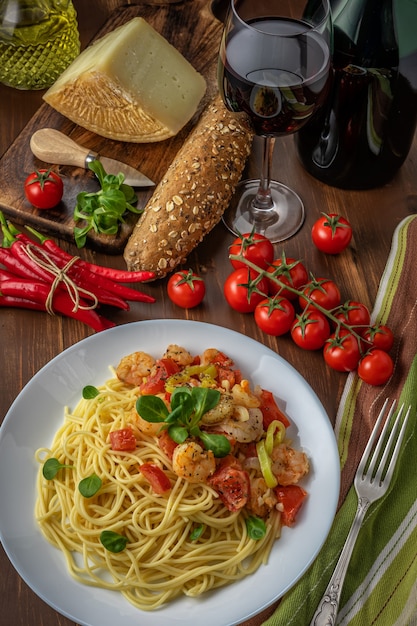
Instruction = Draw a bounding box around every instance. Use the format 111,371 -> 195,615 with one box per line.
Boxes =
23,244 -> 99,314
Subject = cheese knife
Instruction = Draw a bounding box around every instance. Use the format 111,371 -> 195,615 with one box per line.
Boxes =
30,128 -> 155,187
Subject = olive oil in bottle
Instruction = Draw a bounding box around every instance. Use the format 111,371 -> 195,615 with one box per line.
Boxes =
0,0 -> 80,90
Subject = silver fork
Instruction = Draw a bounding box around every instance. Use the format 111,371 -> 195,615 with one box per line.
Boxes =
310,399 -> 411,626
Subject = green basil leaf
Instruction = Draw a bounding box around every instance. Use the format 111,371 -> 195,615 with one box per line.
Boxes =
74,229 -> 88,248
120,184 -> 137,203
136,395 -> 169,422
98,189 -> 126,212
82,385 -> 100,399
42,457 -> 73,480
192,387 -> 221,421
170,388 -> 194,421
198,432 -> 231,458
78,473 -> 102,498
100,530 -> 128,553
164,404 -> 189,424
102,173 -> 122,189
87,160 -> 106,186
168,424 -> 189,444
125,201 -> 142,215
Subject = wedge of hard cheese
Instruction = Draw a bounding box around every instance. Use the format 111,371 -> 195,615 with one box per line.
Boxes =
43,18 -> 207,142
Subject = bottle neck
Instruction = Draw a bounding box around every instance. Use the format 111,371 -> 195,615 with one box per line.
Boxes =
331,0 -> 398,68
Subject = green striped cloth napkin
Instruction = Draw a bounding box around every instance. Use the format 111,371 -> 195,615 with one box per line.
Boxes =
261,215 -> 417,626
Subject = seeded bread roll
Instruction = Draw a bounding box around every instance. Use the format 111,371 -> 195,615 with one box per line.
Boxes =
123,95 -> 254,278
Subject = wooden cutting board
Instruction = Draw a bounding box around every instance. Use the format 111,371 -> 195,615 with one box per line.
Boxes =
0,1 -> 223,253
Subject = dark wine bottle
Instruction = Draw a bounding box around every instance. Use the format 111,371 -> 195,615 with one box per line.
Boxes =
296,0 -> 417,189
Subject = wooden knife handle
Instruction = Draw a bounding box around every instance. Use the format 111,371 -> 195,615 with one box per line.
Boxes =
30,129 -> 96,168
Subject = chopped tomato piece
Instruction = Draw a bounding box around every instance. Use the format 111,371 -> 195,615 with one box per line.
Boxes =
109,428 -> 136,451
258,389 -> 291,429
202,350 -> 241,386
208,456 -> 250,512
275,485 -> 307,526
139,463 -> 171,494
217,366 -> 239,387
158,430 -> 178,460
207,350 -> 234,367
139,358 -> 180,395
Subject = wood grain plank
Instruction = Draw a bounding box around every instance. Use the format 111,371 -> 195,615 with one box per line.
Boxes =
0,1 -> 223,253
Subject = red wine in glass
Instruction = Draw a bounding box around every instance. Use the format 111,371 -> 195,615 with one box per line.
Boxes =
218,1 -> 332,242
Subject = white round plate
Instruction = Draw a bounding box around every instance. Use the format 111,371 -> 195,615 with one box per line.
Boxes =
0,320 -> 340,626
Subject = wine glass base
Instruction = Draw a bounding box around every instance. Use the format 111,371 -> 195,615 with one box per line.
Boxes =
222,179 -> 305,243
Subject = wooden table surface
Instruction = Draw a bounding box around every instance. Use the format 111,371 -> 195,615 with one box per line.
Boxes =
1,1 -> 416,625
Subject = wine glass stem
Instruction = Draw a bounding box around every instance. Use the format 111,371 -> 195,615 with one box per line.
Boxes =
253,136 -> 276,212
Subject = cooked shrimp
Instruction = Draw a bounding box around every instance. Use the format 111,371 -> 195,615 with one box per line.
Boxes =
247,476 -> 278,517
271,443 -> 309,486
116,351 -> 155,386
163,344 -> 194,367
200,393 -> 235,425
172,441 -> 216,483
211,407 -> 264,443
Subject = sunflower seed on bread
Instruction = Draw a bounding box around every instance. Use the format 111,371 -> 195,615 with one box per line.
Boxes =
123,95 -> 254,279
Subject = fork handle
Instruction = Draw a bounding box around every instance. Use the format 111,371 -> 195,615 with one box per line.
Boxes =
309,498 -> 370,626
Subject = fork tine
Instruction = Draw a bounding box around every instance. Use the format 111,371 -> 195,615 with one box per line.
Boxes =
367,403 -> 403,484
356,398 -> 394,479
376,404 -> 411,486
372,403 -> 405,484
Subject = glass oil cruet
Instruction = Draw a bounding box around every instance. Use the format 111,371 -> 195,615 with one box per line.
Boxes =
0,0 -> 80,90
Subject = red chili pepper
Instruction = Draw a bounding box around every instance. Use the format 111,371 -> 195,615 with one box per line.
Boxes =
7,237 -> 55,284
0,247 -> 41,280
25,226 -> 155,283
0,268 -> 19,281
0,277 -> 115,332
2,215 -> 155,311
0,294 -> 46,311
67,263 -> 156,303
11,232 -> 154,304
2,243 -> 129,310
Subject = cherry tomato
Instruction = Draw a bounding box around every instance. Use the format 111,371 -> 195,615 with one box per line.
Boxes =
167,269 -> 205,308
275,485 -> 307,526
258,389 -> 291,429
139,463 -> 171,494
109,428 -> 137,451
208,457 -> 250,512
254,297 -> 295,336
229,232 -> 274,270
158,430 -> 178,460
323,330 -> 361,372
362,324 -> 394,352
312,213 -> 352,254
24,168 -> 64,209
223,267 -> 269,313
334,300 -> 371,335
358,349 -> 394,386
299,277 -> 341,310
291,309 -> 331,350
267,255 -> 309,300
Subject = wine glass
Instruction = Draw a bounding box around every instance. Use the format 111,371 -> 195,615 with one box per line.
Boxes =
217,0 -> 332,242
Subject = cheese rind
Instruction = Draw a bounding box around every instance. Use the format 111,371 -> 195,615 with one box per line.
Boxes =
43,18 -> 207,142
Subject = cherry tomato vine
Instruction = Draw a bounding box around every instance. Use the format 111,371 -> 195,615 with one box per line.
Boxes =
225,233 -> 394,387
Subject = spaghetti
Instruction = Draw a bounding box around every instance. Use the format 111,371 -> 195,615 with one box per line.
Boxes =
35,345 -> 308,610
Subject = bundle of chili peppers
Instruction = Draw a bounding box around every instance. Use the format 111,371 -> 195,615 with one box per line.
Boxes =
0,212 -> 155,332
